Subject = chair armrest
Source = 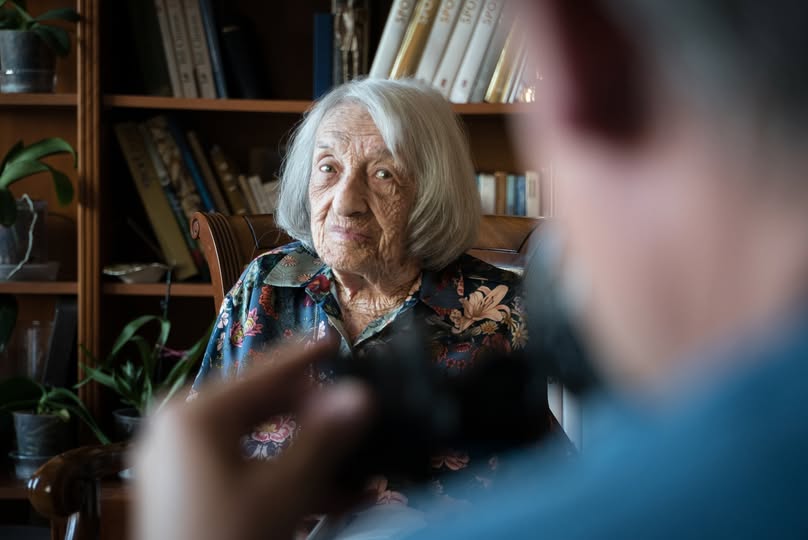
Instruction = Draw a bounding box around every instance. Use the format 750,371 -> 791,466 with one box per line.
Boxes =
27,442 -> 129,520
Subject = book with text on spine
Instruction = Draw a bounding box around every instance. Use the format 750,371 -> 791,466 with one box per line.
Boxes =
413,0 -> 462,85
389,0 -> 441,79
449,0 -> 505,103
432,0 -> 485,97
369,0 -> 418,78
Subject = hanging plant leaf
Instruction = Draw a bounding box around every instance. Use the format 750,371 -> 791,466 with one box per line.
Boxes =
0,159 -> 49,187
31,24 -> 69,56
34,7 -> 79,23
5,137 -> 76,167
42,163 -> 74,205
0,140 -> 24,171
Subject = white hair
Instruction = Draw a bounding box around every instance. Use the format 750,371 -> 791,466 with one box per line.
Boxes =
275,78 -> 481,271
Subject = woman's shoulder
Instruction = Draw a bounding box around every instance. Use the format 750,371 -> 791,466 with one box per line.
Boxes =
451,253 -> 522,290
229,241 -> 324,294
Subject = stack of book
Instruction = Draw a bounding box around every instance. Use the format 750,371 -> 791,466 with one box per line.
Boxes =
476,169 -> 555,217
114,117 -> 280,281
125,0 -> 265,99
370,0 -> 535,104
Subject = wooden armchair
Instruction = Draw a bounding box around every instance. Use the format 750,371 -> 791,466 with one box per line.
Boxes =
27,213 -> 544,540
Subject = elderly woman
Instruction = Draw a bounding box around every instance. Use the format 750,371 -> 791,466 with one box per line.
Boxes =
191,78 -> 550,510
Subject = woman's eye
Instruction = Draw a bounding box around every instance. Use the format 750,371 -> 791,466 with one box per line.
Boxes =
375,169 -> 393,180
319,164 -> 335,173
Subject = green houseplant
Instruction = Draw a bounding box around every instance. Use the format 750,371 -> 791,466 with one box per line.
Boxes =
0,376 -> 109,478
0,0 -> 80,92
0,137 -> 75,352
78,315 -> 209,440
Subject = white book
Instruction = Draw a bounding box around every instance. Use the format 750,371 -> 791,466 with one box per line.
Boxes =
525,169 -> 541,217
478,173 -> 496,214
262,179 -> 280,213
248,174 -> 273,214
369,0 -> 418,78
540,166 -> 556,217
562,387 -> 583,450
449,0 -> 504,103
431,0 -> 484,97
164,0 -> 198,97
238,175 -> 260,214
413,0 -> 462,85
154,0 -> 182,97
181,0 -> 216,98
468,7 -> 511,103
547,377 -> 563,426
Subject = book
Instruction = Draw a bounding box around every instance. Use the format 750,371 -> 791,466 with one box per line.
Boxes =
525,169 -> 541,217
164,116 -> 216,212
369,0 -> 418,78
238,174 -> 261,214
186,130 -> 230,213
413,0 -> 462,85
198,0 -> 228,97
181,0 -> 217,98
477,172 -> 496,214
505,173 -> 516,215
313,13 -> 334,99
494,170 -> 507,214
515,174 -> 526,216
42,297 -> 77,389
154,0 -> 182,96
210,145 -> 248,215
389,0 -> 441,79
219,15 -> 265,99
140,123 -> 207,273
247,174 -> 272,214
484,20 -> 524,103
469,6 -> 512,103
432,0 -> 485,97
143,116 -> 205,223
449,0 -> 505,103
263,179 -> 280,213
114,122 -> 198,280
164,0 -> 198,97
125,0 -> 172,96
504,37 -> 529,103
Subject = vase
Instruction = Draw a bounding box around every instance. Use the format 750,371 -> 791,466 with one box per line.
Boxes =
0,199 -> 48,271
0,30 -> 56,93
112,407 -> 143,441
12,411 -> 72,457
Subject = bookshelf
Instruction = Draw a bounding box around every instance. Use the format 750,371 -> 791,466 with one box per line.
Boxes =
0,0 -> 529,512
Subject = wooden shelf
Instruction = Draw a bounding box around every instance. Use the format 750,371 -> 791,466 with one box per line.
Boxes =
102,282 -> 213,298
103,94 -> 533,115
0,93 -> 77,108
0,470 -> 27,501
0,281 -> 78,295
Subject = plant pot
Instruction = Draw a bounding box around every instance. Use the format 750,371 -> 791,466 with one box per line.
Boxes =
8,451 -> 51,480
0,199 -> 48,270
12,411 -> 72,457
0,30 -> 56,93
112,407 -> 142,441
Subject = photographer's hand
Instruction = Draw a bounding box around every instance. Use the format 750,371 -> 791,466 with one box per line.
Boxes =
132,341 -> 374,540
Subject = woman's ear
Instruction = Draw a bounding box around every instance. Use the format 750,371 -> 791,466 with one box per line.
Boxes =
533,0 -> 649,145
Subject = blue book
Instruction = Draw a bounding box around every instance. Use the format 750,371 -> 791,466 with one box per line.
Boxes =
198,0 -> 228,98
314,13 -> 334,99
165,116 -> 216,212
516,174 -> 526,216
506,174 -> 517,215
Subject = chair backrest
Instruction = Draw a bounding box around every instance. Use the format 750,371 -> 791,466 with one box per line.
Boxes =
190,212 -> 544,312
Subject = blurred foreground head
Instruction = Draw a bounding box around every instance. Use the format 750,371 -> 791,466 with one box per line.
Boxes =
515,0 -> 808,392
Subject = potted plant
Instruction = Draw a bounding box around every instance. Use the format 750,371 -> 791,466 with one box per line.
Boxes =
0,137 -> 75,353
0,376 -> 109,479
0,0 -> 80,93
78,315 -> 209,440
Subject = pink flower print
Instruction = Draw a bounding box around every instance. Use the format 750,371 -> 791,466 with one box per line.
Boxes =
297,273 -> 312,283
306,274 -> 331,294
452,285 -> 511,334
455,275 -> 465,296
511,321 -> 528,350
259,285 -> 278,319
257,415 -> 297,444
215,332 -> 225,352
280,255 -> 297,267
230,308 -> 264,347
368,476 -> 408,506
283,328 -> 294,339
217,310 -> 230,329
431,450 -> 470,471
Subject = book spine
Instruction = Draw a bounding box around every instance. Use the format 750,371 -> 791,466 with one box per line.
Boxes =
154,0 -> 182,96
525,169 -> 541,217
238,174 -> 261,214
186,130 -> 231,213
164,117 -> 216,211
449,0 -> 504,103
413,0 -> 462,85
220,20 -> 263,99
478,172 -> 496,214
369,0 -> 418,78
125,0 -> 173,96
503,36 -> 528,103
143,116 -> 204,223
165,0 -> 199,97
313,13 -> 334,99
515,174 -> 526,216
210,145 -> 248,215
181,0 -> 217,99
506,173 -> 516,215
389,0 -> 441,79
248,175 -> 272,214
494,170 -> 507,215
469,6 -> 512,103
263,179 -> 281,213
139,123 -> 207,274
484,20 -> 524,103
198,0 -> 228,97
114,122 -> 198,281
432,0 -> 485,97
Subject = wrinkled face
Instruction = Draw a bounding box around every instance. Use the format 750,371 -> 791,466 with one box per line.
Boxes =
309,104 -> 418,280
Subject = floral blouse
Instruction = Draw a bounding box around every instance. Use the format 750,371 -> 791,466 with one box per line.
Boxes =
191,241 -> 554,507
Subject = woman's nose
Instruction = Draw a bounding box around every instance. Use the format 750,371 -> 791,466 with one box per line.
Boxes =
332,169 -> 368,217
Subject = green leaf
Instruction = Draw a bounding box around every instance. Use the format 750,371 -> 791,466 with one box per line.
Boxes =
75,363 -> 117,390
4,137 -> 76,167
31,24 -> 69,55
34,7 -> 79,23
0,159 -> 49,188
10,1 -> 32,25
0,294 -> 17,352
42,163 -> 74,205
46,387 -> 109,444
107,315 -> 164,363
0,140 -> 23,171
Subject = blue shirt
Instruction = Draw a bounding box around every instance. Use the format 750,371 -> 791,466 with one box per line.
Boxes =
409,309 -> 808,539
